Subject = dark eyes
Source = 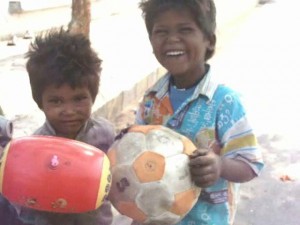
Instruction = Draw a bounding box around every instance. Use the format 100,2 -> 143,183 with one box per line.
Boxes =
152,29 -> 168,36
74,96 -> 88,102
180,27 -> 193,33
48,96 -> 87,105
49,98 -> 62,105
152,27 -> 194,36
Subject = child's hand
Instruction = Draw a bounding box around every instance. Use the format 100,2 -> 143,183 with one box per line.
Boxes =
189,148 -> 222,188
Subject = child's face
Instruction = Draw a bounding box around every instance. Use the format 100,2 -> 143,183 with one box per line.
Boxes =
41,83 -> 93,139
150,8 -> 215,87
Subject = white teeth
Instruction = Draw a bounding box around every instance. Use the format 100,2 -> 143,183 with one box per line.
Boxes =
166,51 -> 184,56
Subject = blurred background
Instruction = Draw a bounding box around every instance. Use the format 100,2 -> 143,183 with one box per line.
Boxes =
0,0 -> 299,224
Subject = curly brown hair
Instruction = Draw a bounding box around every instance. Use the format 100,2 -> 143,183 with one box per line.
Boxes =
26,28 -> 101,109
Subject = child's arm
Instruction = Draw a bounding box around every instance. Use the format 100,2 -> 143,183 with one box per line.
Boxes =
219,156 -> 256,182
0,115 -> 13,149
189,88 -> 264,188
189,149 -> 256,188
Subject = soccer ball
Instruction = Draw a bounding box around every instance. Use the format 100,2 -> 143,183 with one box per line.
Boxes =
107,125 -> 201,225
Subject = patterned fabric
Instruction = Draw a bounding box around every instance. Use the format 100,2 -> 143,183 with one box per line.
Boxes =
135,65 -> 264,225
7,117 -> 115,225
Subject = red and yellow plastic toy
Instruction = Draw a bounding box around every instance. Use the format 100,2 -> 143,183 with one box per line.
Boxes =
0,135 -> 111,213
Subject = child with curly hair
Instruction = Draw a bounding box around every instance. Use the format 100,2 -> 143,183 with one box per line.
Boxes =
0,28 -> 115,225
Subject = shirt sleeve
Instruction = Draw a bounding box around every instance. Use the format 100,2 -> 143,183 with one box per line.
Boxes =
216,90 -> 264,175
135,102 -> 146,125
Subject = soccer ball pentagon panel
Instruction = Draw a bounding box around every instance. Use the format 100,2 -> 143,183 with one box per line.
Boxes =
107,125 -> 201,225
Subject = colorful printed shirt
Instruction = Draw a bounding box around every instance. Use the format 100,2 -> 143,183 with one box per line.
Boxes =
1,117 -> 115,225
135,66 -> 264,225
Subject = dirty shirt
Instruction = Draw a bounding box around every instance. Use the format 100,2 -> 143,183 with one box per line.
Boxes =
135,65 -> 264,225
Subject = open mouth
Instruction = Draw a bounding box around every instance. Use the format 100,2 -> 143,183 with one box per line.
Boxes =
165,50 -> 185,57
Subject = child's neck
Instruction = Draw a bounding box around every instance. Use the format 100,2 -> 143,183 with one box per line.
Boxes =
170,73 -> 205,90
170,64 -> 209,89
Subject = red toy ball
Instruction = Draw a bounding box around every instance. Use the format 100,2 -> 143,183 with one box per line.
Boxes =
0,135 -> 111,213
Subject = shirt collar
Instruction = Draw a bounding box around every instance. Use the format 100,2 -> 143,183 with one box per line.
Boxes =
44,119 -> 90,139
193,65 -> 219,102
146,64 -> 219,102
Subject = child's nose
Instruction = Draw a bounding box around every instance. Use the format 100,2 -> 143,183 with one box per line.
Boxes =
62,103 -> 76,115
167,31 -> 181,42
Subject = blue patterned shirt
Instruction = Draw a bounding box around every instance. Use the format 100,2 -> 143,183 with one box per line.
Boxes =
136,65 -> 264,225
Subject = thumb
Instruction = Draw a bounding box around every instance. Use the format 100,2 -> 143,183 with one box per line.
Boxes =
189,148 -> 209,159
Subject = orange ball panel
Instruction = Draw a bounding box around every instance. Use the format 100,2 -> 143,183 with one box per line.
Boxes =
129,125 -> 161,134
0,136 -> 110,213
133,151 -> 165,183
182,137 -> 197,156
170,188 -> 199,216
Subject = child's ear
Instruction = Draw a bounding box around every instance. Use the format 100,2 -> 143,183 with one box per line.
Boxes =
205,34 -> 216,60
208,34 -> 216,50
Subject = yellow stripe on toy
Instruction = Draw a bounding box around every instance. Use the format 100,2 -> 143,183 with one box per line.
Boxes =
0,143 -> 11,193
96,155 -> 111,208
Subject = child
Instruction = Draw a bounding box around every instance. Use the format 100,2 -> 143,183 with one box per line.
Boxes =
0,28 -> 115,225
135,0 -> 264,224
0,115 -> 13,150
0,116 -> 28,225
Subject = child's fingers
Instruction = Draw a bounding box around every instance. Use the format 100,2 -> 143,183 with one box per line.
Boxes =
189,148 -> 209,159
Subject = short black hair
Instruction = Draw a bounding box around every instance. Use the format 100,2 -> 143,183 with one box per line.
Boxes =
26,28 -> 102,109
139,0 -> 216,60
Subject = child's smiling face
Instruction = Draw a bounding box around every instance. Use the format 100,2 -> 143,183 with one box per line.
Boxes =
150,8 -> 215,88
41,83 -> 93,139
